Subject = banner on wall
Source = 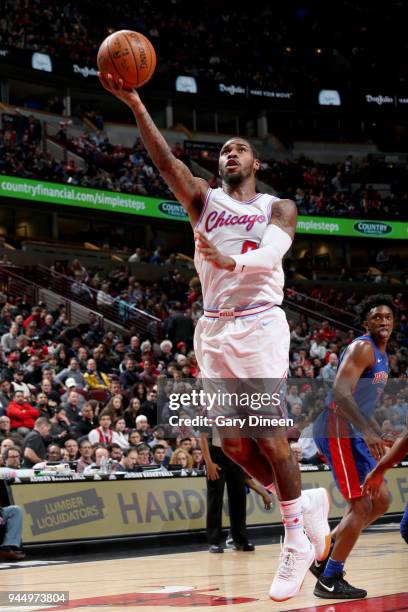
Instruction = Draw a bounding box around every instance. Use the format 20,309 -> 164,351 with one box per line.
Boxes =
0,175 -> 407,238
10,467 -> 408,544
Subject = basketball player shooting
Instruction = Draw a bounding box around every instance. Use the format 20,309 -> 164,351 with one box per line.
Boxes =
98,73 -> 330,601
313,294 -> 394,599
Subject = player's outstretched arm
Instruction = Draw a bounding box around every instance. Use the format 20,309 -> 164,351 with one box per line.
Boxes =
195,199 -> 296,272
332,341 -> 386,460
98,73 -> 207,224
362,430 -> 408,497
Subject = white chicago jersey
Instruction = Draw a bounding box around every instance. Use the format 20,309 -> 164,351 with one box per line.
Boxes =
194,187 -> 284,309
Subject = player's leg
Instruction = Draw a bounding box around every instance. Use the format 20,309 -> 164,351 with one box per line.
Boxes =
221,437 -> 275,485
206,447 -> 227,552
313,430 -> 374,599
225,461 -> 253,550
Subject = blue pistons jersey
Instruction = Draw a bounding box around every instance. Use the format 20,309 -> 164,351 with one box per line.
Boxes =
325,334 -> 389,423
313,334 -> 390,499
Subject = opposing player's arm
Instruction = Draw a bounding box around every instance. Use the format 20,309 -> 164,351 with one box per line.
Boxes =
332,341 -> 386,459
98,73 -> 207,224
195,198 -> 296,272
362,429 -> 408,497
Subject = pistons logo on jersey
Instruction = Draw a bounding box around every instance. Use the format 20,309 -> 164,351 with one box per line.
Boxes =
373,371 -> 388,385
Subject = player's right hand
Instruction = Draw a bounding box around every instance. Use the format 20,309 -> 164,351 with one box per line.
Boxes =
361,467 -> 385,498
98,72 -> 144,111
206,462 -> 221,481
363,430 -> 386,461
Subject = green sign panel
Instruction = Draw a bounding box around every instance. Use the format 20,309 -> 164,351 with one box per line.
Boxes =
1,175 -> 406,239
0,175 -> 188,221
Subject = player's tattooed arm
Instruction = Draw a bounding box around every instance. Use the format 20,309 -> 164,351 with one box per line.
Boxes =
270,198 -> 297,240
98,73 -> 207,224
333,341 -> 386,460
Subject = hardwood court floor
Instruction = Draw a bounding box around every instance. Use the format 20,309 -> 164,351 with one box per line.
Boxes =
0,531 -> 406,612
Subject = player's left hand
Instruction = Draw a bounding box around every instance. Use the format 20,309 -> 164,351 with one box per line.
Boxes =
194,231 -> 236,270
361,467 -> 384,498
262,492 -> 272,510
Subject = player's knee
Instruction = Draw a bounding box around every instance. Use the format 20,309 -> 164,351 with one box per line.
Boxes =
221,439 -> 250,467
352,495 -> 373,520
257,437 -> 290,462
374,489 -> 391,516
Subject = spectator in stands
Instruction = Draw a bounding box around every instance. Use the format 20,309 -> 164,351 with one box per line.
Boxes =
1,323 -> 19,354
10,370 -> 31,400
83,447 -> 109,474
39,379 -> 61,409
2,447 -> 21,469
0,415 -> 11,439
6,390 -> 40,435
126,336 -> 141,361
22,417 -> 51,468
62,439 -> 78,462
119,356 -> 138,389
88,413 -> 113,446
124,397 -> 142,429
152,444 -> 169,468
38,314 -> 55,342
141,389 -> 158,427
112,417 -> 129,449
62,389 -> 82,423
128,429 -> 143,446
76,440 -> 94,473
48,407 -> 70,443
96,282 -> 114,309
83,359 -> 110,391
108,443 -> 124,463
321,352 -> 339,387
119,447 -> 139,472
23,355 -> 43,387
138,360 -> 157,389
71,402 -> 96,438
135,414 -> 152,443
167,303 -> 194,349
46,445 -> 62,462
309,337 -> 327,360
35,392 -> 54,418
192,447 -> 204,469
169,448 -> 193,469
55,357 -> 86,389
60,378 -> 86,409
136,444 -> 151,466
0,380 -> 11,414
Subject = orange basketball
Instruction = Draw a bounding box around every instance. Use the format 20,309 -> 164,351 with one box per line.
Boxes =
97,30 -> 156,89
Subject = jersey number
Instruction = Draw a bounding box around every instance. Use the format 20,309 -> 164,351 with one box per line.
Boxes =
241,240 -> 258,253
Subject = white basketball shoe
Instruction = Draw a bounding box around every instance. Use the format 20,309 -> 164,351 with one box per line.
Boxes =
302,488 -> 331,561
269,539 -> 315,602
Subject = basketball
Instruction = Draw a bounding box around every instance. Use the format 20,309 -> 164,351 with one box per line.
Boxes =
97,30 -> 156,89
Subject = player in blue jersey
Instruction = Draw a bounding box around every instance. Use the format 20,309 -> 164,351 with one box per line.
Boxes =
312,294 -> 395,599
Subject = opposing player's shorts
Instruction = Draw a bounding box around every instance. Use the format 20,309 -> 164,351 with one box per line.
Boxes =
314,410 -> 376,500
193,305 -> 289,435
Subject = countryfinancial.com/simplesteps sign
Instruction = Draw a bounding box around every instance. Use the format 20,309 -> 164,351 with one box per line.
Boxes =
0,175 -> 407,239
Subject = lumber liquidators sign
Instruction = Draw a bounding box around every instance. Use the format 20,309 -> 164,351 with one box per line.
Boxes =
9,467 -> 408,543
1,175 -> 407,238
